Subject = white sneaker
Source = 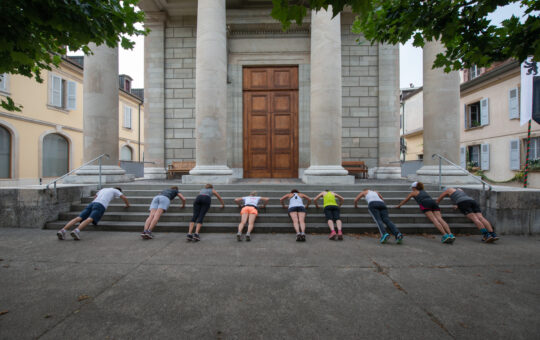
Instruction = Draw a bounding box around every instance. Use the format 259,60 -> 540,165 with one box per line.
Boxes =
70,229 -> 81,240
56,230 -> 66,240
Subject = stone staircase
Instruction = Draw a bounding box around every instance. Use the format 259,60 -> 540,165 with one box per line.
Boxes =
44,181 -> 477,234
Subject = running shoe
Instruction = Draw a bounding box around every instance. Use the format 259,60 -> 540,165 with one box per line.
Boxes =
186,233 -> 193,242
481,233 -> 489,242
447,233 -> 456,244
329,231 -> 337,241
301,234 -> 306,242
441,234 -> 450,244
489,232 -> 499,242
245,235 -> 251,242
380,233 -> 390,244
296,234 -> 302,242
146,231 -> 154,239
237,234 -> 242,242
193,233 -> 200,242
70,229 -> 81,241
337,232 -> 343,241
57,230 -> 66,240
141,230 -> 148,239
396,233 -> 403,244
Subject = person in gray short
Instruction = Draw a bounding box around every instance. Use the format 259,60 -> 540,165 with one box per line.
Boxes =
436,187 -> 499,243
141,186 -> 186,239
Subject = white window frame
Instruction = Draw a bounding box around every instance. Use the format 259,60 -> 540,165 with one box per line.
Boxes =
510,139 -> 521,170
470,65 -> 478,80
509,87 -> 520,119
466,102 -> 482,129
123,106 -> 132,129
49,73 -> 77,111
530,137 -> 540,161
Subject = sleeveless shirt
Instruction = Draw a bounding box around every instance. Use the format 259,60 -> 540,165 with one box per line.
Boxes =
288,193 -> 305,208
449,189 -> 474,204
199,188 -> 213,197
323,191 -> 338,207
365,190 -> 383,204
243,196 -> 261,207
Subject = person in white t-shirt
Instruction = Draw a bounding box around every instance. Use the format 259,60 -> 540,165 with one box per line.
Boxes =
56,187 -> 130,241
234,191 -> 269,241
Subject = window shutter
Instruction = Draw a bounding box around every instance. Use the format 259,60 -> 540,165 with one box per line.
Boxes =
124,106 -> 132,129
66,81 -> 76,110
460,146 -> 466,169
509,88 -> 519,119
510,139 -> 520,170
50,75 -> 62,107
480,98 -> 489,125
464,104 -> 468,129
481,144 -> 490,170
0,74 -> 6,91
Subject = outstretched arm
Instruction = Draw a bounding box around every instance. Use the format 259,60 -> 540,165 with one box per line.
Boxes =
436,189 -> 452,204
301,194 -> 312,208
313,192 -> 324,208
260,197 -> 270,208
396,192 -> 414,209
335,193 -> 345,207
120,195 -> 130,208
234,197 -> 243,208
377,191 -> 384,201
353,190 -> 367,208
279,194 -> 291,209
177,193 -> 186,208
213,190 -> 225,208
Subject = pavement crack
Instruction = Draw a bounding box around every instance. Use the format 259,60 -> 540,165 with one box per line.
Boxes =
421,307 -> 455,338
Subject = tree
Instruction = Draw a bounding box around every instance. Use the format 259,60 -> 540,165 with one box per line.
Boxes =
0,0 -> 146,111
271,0 -> 540,71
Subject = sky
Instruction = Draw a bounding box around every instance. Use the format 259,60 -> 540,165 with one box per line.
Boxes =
81,3 -> 527,89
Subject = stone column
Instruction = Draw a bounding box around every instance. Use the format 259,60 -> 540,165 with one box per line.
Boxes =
415,40 -> 472,184
183,0 -> 233,184
303,8 -> 353,184
373,43 -> 402,179
143,12 -> 167,179
66,43 -> 133,183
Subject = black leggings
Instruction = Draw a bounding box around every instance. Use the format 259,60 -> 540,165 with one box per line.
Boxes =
191,195 -> 212,224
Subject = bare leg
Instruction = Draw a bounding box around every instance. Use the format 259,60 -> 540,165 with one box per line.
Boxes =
336,220 -> 342,231
289,212 -> 300,233
433,211 -> 452,234
188,222 -> 195,234
148,209 -> 165,232
76,218 -> 94,231
424,211 -> 446,235
466,213 -> 485,230
476,213 -> 494,232
238,213 -> 249,234
62,217 -> 82,231
247,214 -> 257,234
195,223 -> 203,234
144,210 -> 157,231
327,220 -> 335,232
298,212 -> 306,233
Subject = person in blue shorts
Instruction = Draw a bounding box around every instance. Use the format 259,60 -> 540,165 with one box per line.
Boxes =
141,186 -> 186,240
57,187 -> 130,240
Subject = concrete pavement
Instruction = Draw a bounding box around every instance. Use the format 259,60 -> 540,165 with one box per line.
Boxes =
0,229 -> 539,339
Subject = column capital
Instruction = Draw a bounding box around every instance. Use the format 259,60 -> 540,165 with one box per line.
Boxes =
144,11 -> 167,25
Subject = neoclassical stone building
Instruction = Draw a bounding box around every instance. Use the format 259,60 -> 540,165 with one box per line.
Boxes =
136,0 -> 403,183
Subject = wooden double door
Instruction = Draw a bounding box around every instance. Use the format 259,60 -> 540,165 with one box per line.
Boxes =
243,67 -> 298,178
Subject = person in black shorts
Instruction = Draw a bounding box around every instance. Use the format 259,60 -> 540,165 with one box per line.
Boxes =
436,187 -> 498,243
396,182 -> 455,244
187,184 -> 225,242
313,190 -> 345,240
280,189 -> 312,241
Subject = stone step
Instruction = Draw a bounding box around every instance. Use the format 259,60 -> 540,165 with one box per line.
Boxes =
44,221 -> 478,234
56,211 -> 471,224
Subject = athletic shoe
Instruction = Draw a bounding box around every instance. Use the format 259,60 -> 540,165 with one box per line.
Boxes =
70,229 -> 81,241
146,231 -> 154,239
490,232 -> 499,242
337,232 -> 343,241
245,235 -> 251,242
193,233 -> 200,242
447,234 -> 456,244
296,234 -> 302,242
441,234 -> 451,244
237,234 -> 242,242
329,231 -> 337,240
380,233 -> 390,244
186,234 -> 193,242
57,230 -> 66,240
485,232 -> 498,243
396,233 -> 403,244
141,230 -> 148,239
301,234 -> 306,242
481,233 -> 489,242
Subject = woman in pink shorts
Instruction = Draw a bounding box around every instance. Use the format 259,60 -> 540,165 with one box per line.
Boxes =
234,191 -> 269,241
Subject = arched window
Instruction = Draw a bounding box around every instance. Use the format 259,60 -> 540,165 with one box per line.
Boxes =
120,145 -> 133,161
0,125 -> 11,178
43,133 -> 69,177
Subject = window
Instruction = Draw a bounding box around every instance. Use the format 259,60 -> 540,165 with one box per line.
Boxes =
0,125 -> 11,178
465,144 -> 490,170
465,98 -> 489,128
530,137 -> 540,161
510,139 -> 521,170
509,87 -> 520,119
417,154 -> 423,160
43,133 -> 69,177
468,145 -> 481,168
123,106 -> 132,129
49,74 -> 76,110
120,145 -> 133,161
470,65 -> 478,80
0,73 -> 8,92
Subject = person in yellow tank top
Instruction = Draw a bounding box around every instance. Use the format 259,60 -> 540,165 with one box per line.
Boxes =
313,190 -> 345,240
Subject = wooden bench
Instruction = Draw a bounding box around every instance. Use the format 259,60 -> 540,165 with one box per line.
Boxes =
167,161 -> 195,179
342,161 -> 368,179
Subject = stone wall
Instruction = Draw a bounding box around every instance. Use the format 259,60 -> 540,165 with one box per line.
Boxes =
340,13 -> 379,169
164,16 -> 197,165
0,185 -> 95,228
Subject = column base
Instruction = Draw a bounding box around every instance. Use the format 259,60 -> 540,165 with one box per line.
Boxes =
182,165 -> 234,184
372,167 -> 402,179
63,165 -> 135,184
144,167 -> 167,180
411,165 -> 479,185
302,165 -> 354,184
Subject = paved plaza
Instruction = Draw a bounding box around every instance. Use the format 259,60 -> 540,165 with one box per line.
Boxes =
0,229 -> 539,339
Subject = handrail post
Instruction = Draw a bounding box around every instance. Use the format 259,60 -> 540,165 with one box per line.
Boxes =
98,157 -> 102,190
438,157 -> 442,191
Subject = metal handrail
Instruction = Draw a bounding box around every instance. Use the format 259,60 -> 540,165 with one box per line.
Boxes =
432,153 -> 492,193
46,154 -> 110,191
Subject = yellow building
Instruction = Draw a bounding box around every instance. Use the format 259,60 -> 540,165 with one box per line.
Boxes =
0,57 -> 144,186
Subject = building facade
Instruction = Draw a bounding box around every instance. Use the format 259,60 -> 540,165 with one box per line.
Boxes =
0,58 -> 144,186
400,87 -> 423,161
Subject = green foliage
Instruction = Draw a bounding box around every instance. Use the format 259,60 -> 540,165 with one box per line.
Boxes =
0,0 -> 147,111
271,0 -> 540,72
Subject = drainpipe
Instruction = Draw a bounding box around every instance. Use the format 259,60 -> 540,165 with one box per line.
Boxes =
138,102 -> 141,162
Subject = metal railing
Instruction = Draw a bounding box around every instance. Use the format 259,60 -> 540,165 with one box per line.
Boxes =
46,154 -> 110,192
432,153 -> 492,193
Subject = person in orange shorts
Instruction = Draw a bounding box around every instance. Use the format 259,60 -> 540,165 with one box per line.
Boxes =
234,191 -> 269,241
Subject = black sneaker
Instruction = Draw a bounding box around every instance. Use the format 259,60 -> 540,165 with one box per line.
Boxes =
301,234 -> 306,242
296,234 -> 302,242
245,235 -> 251,242
237,234 -> 242,242
193,233 -> 201,242
186,234 -> 193,242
